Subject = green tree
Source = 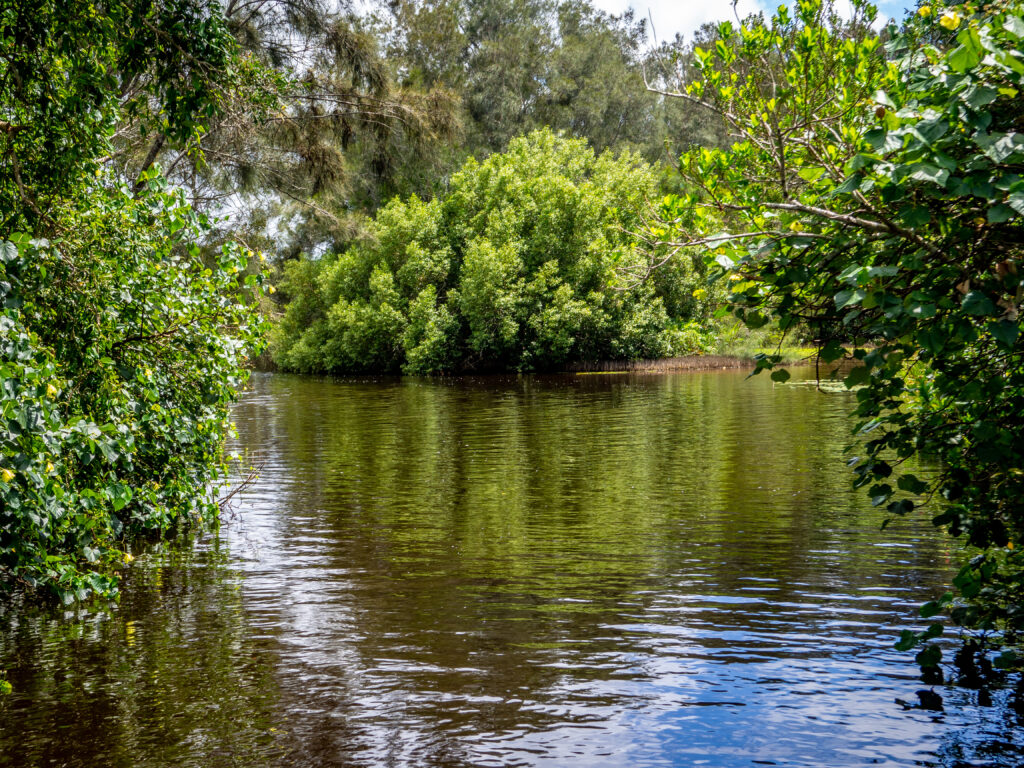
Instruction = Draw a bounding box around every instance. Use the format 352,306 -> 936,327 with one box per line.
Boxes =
654,0 -> 1024,676
1,0 -> 235,231
0,0 -> 267,601
381,0 -> 692,162
272,129 -> 711,373
79,0 -> 461,258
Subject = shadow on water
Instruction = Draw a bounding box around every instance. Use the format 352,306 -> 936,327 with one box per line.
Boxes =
1,370 -> 1021,766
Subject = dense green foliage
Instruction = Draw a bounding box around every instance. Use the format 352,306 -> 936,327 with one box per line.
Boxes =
0,186 -> 265,603
380,0 -> 728,176
272,130 -> 712,373
1,0 -> 234,228
1,0 -> 266,601
244,0 -> 730,260
384,0 -> 657,156
656,0 -> 1024,674
50,0 -> 731,264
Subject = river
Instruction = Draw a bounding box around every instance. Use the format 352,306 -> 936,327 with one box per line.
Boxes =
0,370 -> 1020,767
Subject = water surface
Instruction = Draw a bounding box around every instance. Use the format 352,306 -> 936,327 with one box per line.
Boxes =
1,370 -> 1020,767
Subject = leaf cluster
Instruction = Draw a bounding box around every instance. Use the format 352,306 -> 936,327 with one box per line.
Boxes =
1,178 -> 267,602
657,0 -> 1024,673
1,0 -> 269,601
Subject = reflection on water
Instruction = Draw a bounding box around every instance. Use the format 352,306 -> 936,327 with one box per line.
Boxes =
1,370 -> 1021,767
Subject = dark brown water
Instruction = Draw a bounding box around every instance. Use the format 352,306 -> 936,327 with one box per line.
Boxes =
1,371 -> 1021,767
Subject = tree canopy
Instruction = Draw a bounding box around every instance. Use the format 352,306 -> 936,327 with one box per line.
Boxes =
1,0 -> 267,601
653,0 -> 1024,675
271,129 -> 713,374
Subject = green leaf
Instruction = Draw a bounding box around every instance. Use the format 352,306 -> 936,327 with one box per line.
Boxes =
989,320 -> 1019,348
770,368 -> 791,383
949,43 -> 982,73
844,365 -> 871,388
908,300 -> 936,319
870,483 -> 893,506
904,163 -> 949,187
867,265 -> 899,278
950,27 -> 984,72
894,629 -> 917,651
832,175 -> 862,195
819,339 -> 845,363
898,205 -> 931,228
108,483 -> 133,512
1008,191 -> 1024,216
873,89 -> 895,108
965,86 -> 999,110
994,48 -> 1024,75
715,252 -> 735,269
988,203 -> 1014,223
954,569 -> 983,598
97,441 -> 118,464
983,132 -> 1024,163
744,311 -> 768,329
0,241 -> 17,264
848,153 -> 875,172
863,128 -> 887,151
962,291 -> 995,316
897,474 -> 929,494
835,288 -> 866,308
887,498 -> 914,515
1004,15 -> 1024,38
919,119 -> 949,145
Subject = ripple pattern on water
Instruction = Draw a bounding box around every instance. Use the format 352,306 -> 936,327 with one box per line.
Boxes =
1,371 -> 1021,767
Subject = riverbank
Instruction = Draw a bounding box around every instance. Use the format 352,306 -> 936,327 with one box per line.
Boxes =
251,343 -> 823,376
564,348 -> 818,374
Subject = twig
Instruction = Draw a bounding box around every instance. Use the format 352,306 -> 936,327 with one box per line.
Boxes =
218,460 -> 263,509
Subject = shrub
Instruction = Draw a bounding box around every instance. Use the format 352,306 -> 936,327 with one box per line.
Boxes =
272,129 -> 713,373
1,176 -> 265,602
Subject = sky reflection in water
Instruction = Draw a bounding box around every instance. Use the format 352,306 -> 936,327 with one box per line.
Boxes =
1,370 -> 1021,767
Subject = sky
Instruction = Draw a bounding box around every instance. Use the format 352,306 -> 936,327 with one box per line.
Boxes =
589,0 -> 914,43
